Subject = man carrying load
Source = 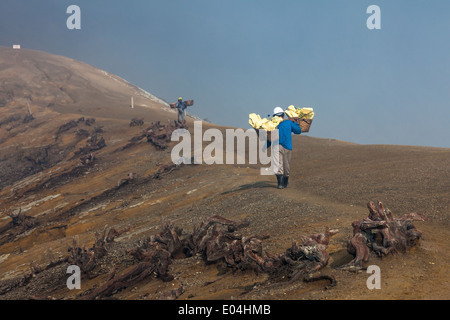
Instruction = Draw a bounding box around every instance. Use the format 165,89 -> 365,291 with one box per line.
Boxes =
272,107 -> 301,189
176,97 -> 187,124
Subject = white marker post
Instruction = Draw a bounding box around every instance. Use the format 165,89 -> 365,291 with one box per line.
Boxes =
131,96 -> 134,109
13,45 -> 20,62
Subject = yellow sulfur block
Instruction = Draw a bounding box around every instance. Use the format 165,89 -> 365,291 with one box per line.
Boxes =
298,107 -> 314,119
249,113 -> 266,129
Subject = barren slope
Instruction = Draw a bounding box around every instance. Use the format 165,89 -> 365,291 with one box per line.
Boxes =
0,46 -> 184,190
0,48 -> 449,300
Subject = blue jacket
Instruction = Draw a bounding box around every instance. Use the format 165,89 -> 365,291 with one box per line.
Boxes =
277,120 -> 301,150
176,101 -> 186,112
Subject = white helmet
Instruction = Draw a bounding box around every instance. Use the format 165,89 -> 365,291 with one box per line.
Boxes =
273,107 -> 284,116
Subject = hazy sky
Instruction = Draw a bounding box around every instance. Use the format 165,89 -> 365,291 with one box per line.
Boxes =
1,1 -> 449,147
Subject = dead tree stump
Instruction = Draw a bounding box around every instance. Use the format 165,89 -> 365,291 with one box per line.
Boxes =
342,201 -> 428,269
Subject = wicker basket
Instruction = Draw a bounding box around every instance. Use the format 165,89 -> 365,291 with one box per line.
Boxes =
170,100 -> 193,108
297,118 -> 313,133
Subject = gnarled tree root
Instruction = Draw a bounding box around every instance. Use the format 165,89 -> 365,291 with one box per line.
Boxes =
341,201 -> 428,270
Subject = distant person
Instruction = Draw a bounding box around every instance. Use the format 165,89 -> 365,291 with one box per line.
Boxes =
176,97 -> 187,124
272,106 -> 301,189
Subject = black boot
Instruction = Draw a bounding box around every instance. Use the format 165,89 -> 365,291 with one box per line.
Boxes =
276,175 -> 284,189
283,176 -> 289,188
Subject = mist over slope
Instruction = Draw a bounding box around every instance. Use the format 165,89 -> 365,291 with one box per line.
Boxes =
0,46 -> 174,118
0,46 -> 185,189
0,48 -> 449,301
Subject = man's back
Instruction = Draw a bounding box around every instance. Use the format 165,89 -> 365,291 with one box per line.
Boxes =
277,120 -> 301,150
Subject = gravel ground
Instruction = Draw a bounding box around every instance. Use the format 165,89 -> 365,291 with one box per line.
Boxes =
1,131 -> 449,301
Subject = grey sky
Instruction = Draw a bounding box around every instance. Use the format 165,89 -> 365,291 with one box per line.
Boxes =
1,1 -> 449,147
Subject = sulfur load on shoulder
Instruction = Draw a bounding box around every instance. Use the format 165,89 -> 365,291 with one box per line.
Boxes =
249,114 -> 283,131
285,105 -> 315,120
249,106 -> 314,131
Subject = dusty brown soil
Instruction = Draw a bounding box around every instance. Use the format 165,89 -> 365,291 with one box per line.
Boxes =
0,47 -> 449,301
1,133 -> 449,300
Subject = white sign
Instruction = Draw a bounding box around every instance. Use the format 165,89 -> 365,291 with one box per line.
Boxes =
13,45 -> 21,49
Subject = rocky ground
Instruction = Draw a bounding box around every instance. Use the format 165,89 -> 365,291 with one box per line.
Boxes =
0,46 -> 449,301
1,126 -> 449,300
